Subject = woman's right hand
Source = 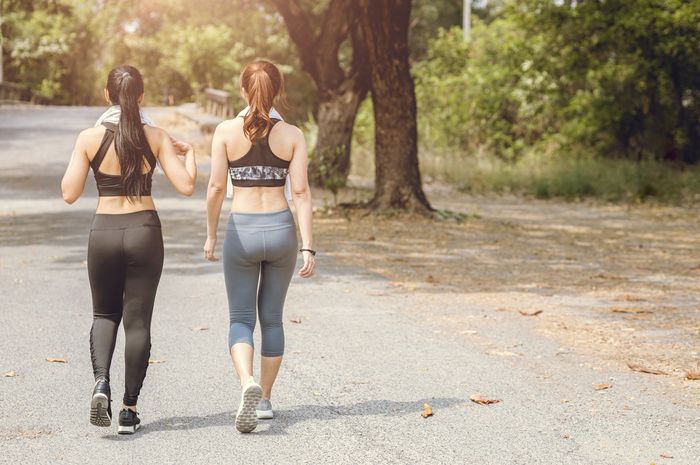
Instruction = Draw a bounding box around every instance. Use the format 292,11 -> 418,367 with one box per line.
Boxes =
170,136 -> 193,156
204,236 -> 218,261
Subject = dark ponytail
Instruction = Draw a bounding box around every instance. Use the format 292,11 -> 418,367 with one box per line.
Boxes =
106,65 -> 151,201
240,60 -> 287,142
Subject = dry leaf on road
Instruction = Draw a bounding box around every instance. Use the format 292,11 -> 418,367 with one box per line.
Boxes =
469,394 -> 501,405
627,362 -> 667,375
46,358 -> 67,363
610,307 -> 651,314
191,326 -> 209,332
518,309 -> 543,317
148,359 -> 166,365
421,403 -> 433,418
685,362 -> 700,380
592,383 -> 611,391
4,371 -> 18,377
615,294 -> 646,302
660,452 -> 673,459
425,275 -> 436,284
290,317 -> 302,324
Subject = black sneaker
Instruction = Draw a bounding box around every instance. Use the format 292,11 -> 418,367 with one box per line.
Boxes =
118,409 -> 141,435
90,378 -> 112,427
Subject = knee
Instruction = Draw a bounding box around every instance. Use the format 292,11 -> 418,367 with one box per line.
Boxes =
258,307 -> 282,329
228,322 -> 254,349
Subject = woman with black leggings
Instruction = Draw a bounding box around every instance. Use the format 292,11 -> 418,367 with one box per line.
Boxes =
205,60 -> 315,433
61,65 -> 197,434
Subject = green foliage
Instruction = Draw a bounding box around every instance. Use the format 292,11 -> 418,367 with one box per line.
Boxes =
3,1 -> 100,103
413,1 -> 700,165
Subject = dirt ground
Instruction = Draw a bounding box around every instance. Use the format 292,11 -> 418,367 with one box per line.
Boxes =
161,112 -> 700,407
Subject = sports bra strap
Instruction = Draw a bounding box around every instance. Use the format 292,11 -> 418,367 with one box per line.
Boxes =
90,123 -> 116,171
90,122 -> 157,172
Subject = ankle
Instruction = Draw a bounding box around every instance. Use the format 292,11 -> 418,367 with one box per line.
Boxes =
122,405 -> 137,412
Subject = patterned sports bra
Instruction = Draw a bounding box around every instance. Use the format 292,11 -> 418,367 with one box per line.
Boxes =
228,118 -> 289,187
90,122 -> 156,196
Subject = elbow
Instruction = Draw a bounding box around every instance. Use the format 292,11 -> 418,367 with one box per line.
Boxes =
61,186 -> 78,204
208,182 -> 226,196
183,183 -> 195,197
292,187 -> 310,201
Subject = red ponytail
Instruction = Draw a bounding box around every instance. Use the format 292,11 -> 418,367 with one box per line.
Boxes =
240,60 -> 287,141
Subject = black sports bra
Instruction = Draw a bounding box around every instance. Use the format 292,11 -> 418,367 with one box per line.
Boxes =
228,118 -> 290,187
90,122 -> 156,197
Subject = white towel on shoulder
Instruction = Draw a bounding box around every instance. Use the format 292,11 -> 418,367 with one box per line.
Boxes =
227,106 -> 292,201
95,105 -> 156,127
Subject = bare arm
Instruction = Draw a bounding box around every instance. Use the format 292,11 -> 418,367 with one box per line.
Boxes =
203,122 -> 229,261
61,130 -> 91,204
153,128 -> 196,196
289,128 -> 315,277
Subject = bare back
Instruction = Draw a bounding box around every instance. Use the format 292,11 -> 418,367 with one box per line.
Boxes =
219,117 -> 298,213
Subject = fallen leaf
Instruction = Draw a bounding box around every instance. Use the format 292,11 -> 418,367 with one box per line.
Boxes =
518,309 -> 543,317
615,294 -> 647,302
685,361 -> 700,380
488,350 -> 521,357
593,383 -> 611,391
148,359 -> 166,365
367,235 -> 376,241
660,453 -> 673,459
425,275 -> 437,284
610,306 -> 651,314
562,434 -> 571,439
469,394 -> 501,405
46,358 -> 67,363
290,317 -> 302,324
191,325 -> 209,332
627,362 -> 667,376
4,371 -> 17,377
421,403 -> 433,418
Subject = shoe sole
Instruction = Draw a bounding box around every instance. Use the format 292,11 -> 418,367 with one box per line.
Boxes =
89,393 -> 111,427
256,409 -> 274,420
117,423 -> 140,435
236,383 -> 262,433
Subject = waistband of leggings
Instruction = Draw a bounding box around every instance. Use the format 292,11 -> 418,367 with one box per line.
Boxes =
90,210 -> 161,230
227,208 -> 294,231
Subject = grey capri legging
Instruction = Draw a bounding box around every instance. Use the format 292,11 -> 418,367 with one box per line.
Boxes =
223,208 -> 298,357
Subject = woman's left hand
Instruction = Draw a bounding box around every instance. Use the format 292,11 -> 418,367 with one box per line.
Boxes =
298,251 -> 315,278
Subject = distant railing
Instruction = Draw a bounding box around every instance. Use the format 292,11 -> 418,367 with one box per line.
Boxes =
0,82 -> 27,102
203,88 -> 234,119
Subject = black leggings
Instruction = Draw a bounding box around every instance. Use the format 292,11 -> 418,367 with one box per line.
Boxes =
87,210 -> 163,406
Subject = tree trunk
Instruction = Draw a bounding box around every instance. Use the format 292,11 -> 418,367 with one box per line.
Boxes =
310,87 -> 364,187
356,0 -> 432,212
271,0 -> 369,187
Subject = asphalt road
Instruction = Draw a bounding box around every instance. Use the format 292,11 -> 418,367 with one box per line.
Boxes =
0,106 -> 697,464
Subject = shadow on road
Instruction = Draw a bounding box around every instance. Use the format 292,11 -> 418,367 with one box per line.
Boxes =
100,397 -> 463,440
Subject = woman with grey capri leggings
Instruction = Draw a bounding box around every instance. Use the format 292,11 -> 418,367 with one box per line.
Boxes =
204,60 -> 316,433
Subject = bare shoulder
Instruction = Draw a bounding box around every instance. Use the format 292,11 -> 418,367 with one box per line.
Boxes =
276,121 -> 305,141
76,126 -> 106,156
143,125 -> 168,141
216,117 -> 243,134
78,126 -> 105,143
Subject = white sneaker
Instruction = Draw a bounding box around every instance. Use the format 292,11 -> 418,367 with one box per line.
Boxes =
235,378 -> 262,433
256,399 -> 273,419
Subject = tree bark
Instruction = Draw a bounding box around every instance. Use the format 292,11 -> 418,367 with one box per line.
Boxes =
271,0 -> 369,187
313,86 -> 365,187
356,0 -> 432,212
